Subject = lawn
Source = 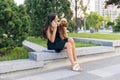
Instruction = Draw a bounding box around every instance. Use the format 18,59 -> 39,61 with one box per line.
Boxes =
69,32 -> 120,40
0,35 -> 100,61
2,32 -> 120,61
1,32 -> 120,61
0,47 -> 28,61
27,37 -> 99,48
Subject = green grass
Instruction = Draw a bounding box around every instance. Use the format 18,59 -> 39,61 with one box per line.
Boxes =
27,37 -> 47,47
69,32 -> 120,40
75,41 -> 99,47
0,47 -> 28,61
27,37 -> 99,48
0,36 -> 99,61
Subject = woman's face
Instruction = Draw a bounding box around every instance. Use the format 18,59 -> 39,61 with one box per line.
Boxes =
54,15 -> 58,23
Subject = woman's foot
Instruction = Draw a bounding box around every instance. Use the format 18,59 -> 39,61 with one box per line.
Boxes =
72,63 -> 83,72
75,61 -> 79,64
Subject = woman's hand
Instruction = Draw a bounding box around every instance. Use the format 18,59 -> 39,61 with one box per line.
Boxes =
47,22 -> 57,43
52,21 -> 57,28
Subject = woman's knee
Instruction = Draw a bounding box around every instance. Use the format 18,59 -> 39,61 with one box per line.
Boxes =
68,38 -> 74,44
65,42 -> 72,49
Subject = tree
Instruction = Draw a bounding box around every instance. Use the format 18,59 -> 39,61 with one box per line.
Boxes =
104,13 -> 111,26
68,19 -> 76,32
107,21 -> 114,27
86,12 -> 104,30
0,0 -> 30,49
105,0 -> 120,8
113,14 -> 120,32
70,0 -> 90,31
25,0 -> 71,37
70,0 -> 90,17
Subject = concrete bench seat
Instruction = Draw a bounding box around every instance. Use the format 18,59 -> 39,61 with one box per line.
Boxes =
74,37 -> 120,47
22,40 -> 115,61
0,40 -> 116,74
29,46 -> 115,61
22,40 -> 46,52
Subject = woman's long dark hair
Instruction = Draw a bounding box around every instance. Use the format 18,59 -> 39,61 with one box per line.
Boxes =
43,13 -> 57,39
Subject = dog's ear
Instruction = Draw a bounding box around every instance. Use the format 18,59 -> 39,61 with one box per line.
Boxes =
59,21 -> 63,27
60,21 -> 64,27
66,21 -> 68,27
64,19 -> 68,27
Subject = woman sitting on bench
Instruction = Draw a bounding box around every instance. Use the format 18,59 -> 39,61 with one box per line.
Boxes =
43,13 -> 82,72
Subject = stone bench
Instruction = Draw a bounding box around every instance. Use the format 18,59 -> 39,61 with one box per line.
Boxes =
22,40 -> 46,52
29,46 -> 115,61
0,40 -> 115,74
74,37 -> 120,47
23,40 -> 115,61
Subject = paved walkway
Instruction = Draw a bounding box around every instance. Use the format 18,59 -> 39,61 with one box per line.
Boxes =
0,47 -> 120,80
1,54 -> 120,80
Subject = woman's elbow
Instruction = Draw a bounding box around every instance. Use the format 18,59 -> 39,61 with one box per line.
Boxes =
50,40 -> 55,43
48,36 -> 55,43
49,39 -> 55,43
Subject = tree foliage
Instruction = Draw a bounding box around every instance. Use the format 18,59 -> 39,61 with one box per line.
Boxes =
105,0 -> 120,8
86,12 -> 104,30
69,0 -> 91,31
25,0 -> 71,37
107,21 -> 114,27
113,14 -> 120,32
68,19 -> 76,32
0,0 -> 30,49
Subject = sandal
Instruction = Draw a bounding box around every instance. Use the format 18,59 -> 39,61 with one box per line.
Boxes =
72,63 -> 83,72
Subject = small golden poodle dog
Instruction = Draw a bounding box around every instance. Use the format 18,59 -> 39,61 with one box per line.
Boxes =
58,18 -> 68,40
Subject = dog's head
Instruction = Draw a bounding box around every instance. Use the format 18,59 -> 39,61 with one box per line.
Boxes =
59,18 -> 68,27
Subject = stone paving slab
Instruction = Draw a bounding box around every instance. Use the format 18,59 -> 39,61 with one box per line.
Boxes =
0,42 -> 115,74
88,64 -> 120,77
0,59 -> 44,74
16,69 -> 80,80
59,56 -> 120,80
0,51 -> 120,80
97,74 -> 120,80
10,55 -> 120,80
58,73 -> 102,80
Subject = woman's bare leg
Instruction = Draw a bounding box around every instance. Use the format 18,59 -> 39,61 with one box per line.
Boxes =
64,42 -> 75,66
68,38 -> 77,62
64,41 -> 82,71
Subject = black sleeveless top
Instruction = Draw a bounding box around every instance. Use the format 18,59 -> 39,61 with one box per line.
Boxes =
47,28 -> 68,52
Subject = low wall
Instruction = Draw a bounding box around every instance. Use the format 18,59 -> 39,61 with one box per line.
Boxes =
74,38 -> 120,47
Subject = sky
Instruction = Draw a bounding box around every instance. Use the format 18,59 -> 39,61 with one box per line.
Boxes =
14,0 -> 95,12
14,0 -> 25,5
14,0 -> 95,9
88,0 -> 95,12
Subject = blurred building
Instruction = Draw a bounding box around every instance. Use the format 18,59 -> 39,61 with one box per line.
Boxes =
95,0 -> 120,21
103,5 -> 120,21
95,0 -> 104,15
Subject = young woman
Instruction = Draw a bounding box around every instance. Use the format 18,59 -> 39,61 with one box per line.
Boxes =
43,13 -> 82,72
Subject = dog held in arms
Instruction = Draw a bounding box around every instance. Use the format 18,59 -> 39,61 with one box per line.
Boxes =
58,18 -> 68,40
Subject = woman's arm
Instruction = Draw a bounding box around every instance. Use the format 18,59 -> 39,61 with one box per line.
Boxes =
64,27 -> 68,38
47,26 -> 57,43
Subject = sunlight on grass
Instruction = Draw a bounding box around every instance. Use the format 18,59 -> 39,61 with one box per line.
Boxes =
69,32 -> 120,40
27,37 -> 47,47
27,37 -> 99,48
0,36 -> 100,61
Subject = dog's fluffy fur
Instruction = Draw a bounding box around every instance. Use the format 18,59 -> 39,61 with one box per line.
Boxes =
58,18 -> 68,40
